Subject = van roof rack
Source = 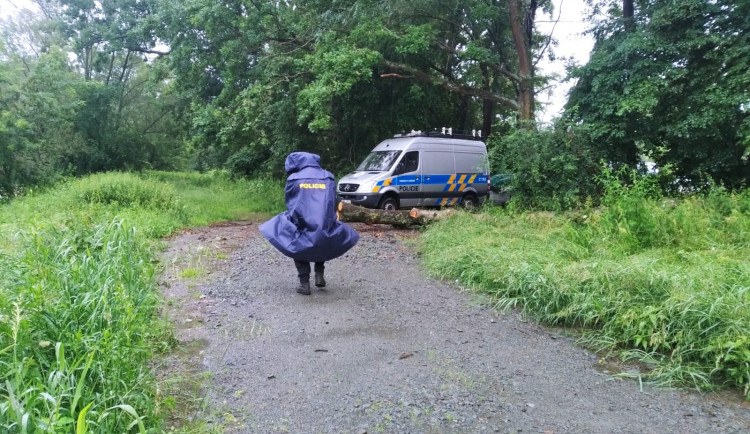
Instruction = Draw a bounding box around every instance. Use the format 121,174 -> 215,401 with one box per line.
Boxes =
393,127 -> 484,141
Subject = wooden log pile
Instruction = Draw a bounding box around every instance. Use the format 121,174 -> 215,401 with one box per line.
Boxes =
337,202 -> 456,227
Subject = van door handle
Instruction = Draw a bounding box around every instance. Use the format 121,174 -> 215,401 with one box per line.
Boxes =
425,176 -> 430,180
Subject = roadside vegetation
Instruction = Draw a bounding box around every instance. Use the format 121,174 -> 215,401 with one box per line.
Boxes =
0,172 -> 283,432
418,170 -> 750,399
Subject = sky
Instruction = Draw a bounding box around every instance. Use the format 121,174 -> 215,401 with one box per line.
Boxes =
536,0 -> 595,123
0,0 -> 594,122
0,0 -> 37,18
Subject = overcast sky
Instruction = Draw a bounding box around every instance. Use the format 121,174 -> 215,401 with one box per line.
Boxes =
0,0 -> 594,122
0,0 -> 37,18
536,0 -> 595,122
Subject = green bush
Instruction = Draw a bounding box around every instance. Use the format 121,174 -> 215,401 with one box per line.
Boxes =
488,122 -> 605,211
1,219 -> 160,431
225,147 -> 272,179
145,169 -> 228,188
73,172 -> 181,210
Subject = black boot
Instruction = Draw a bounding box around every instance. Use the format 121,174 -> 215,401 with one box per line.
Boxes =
314,271 -> 326,288
296,276 -> 311,295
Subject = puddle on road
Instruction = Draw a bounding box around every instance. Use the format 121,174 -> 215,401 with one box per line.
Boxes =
167,338 -> 210,372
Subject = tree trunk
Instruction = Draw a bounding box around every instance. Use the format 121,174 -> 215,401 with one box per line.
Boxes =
482,99 -> 495,137
508,0 -> 535,121
337,202 -> 455,227
337,202 -> 417,227
623,0 -> 635,31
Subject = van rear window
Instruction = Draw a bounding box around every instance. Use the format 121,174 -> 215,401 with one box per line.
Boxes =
356,150 -> 402,172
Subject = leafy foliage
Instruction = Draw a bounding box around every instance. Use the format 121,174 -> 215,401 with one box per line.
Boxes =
1,219 -> 161,431
0,3 -> 187,198
73,172 -> 182,211
488,120 -> 606,210
566,0 -> 750,190
154,0 -> 550,177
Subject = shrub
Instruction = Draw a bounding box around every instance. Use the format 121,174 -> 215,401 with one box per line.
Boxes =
488,121 -> 605,211
73,172 -> 182,211
0,170 -> 285,430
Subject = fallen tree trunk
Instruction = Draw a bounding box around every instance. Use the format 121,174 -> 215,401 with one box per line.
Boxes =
337,202 -> 416,227
337,202 -> 457,227
408,207 -> 456,223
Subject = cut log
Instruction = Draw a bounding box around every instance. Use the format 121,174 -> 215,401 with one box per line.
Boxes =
337,202 -> 457,227
337,201 -> 417,228
408,207 -> 457,223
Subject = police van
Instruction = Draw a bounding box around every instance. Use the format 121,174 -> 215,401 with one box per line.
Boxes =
337,129 -> 490,210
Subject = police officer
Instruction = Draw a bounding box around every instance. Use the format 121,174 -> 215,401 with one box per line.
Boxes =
260,152 -> 359,295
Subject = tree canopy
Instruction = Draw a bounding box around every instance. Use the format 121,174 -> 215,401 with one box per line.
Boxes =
153,0 -> 551,176
2,0 -> 749,202
566,0 -> 750,189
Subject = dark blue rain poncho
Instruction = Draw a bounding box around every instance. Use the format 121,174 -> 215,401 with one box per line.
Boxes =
260,152 -> 359,262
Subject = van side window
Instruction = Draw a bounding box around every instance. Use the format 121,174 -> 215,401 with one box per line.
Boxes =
422,151 -> 455,174
455,152 -> 487,173
393,151 -> 419,175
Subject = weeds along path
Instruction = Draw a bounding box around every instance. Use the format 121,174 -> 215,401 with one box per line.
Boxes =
158,221 -> 750,433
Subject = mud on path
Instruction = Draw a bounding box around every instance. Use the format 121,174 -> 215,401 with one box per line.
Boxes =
158,221 -> 750,433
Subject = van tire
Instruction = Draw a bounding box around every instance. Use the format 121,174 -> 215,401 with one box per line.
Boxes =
379,196 -> 399,211
461,193 -> 478,210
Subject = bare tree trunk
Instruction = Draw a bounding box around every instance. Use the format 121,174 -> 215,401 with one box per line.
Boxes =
623,0 -> 635,31
337,202 -> 418,228
84,46 -> 92,81
482,99 -> 495,137
508,0 -> 535,121
106,52 -> 115,85
457,95 -> 468,133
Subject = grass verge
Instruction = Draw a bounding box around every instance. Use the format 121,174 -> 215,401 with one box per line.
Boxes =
0,171 -> 284,432
417,176 -> 750,399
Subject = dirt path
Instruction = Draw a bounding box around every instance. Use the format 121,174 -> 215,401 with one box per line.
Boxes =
158,221 -> 750,433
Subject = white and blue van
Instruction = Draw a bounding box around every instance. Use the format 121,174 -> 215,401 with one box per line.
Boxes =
337,131 -> 490,210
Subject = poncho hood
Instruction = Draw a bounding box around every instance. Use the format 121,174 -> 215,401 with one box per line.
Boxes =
285,152 -> 321,174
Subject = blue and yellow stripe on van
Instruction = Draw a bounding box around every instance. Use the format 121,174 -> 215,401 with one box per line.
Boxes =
371,177 -> 393,193
433,173 -> 482,205
371,173 -> 487,205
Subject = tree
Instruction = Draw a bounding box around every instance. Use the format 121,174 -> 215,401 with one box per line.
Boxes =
0,1 -> 188,195
1,7 -> 93,197
566,0 -> 750,189
153,0 -> 557,177
37,0 -> 188,172
366,0 -> 551,129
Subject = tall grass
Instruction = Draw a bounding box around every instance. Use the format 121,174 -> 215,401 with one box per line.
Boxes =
418,173 -> 750,398
0,171 -> 284,432
144,171 -> 284,225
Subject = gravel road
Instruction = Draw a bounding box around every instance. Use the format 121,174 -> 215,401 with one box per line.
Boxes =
159,221 -> 750,433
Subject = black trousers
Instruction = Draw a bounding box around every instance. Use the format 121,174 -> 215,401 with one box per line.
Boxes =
294,260 -> 325,278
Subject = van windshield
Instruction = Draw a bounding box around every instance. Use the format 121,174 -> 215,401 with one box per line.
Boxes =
356,150 -> 402,172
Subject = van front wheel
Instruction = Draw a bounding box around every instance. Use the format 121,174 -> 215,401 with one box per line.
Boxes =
462,193 -> 478,210
379,196 -> 399,211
